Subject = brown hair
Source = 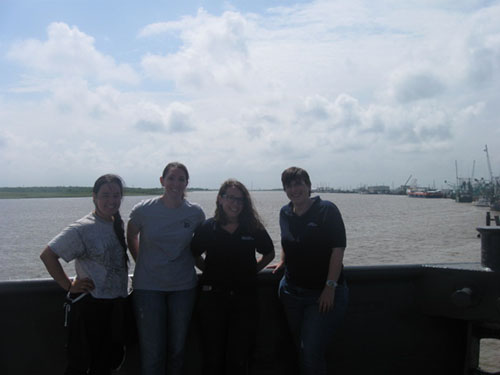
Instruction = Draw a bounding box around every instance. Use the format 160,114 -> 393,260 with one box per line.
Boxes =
214,179 -> 264,232
281,166 -> 312,193
162,162 -> 189,181
161,162 -> 190,198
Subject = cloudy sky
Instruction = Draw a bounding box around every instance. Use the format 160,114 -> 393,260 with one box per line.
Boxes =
1,0 -> 499,189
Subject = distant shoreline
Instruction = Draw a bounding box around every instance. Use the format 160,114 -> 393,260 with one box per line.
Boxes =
0,186 -> 285,199
0,186 -> 212,199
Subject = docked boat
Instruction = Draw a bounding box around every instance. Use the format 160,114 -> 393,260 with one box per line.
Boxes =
474,196 -> 491,207
491,200 -> 500,211
407,188 -> 443,198
455,190 -> 473,203
483,145 -> 500,212
454,161 -> 474,203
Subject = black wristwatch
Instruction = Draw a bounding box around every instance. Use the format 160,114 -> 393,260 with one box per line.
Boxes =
325,280 -> 338,288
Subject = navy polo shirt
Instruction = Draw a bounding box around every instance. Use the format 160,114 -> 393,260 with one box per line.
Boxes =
280,196 -> 346,289
191,218 -> 274,291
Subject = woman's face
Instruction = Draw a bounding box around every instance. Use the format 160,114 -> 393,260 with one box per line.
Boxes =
218,186 -> 245,222
93,182 -> 122,220
161,167 -> 188,200
284,179 -> 310,205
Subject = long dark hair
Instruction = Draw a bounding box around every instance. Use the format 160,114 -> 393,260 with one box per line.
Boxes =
93,174 -> 128,267
214,179 -> 264,232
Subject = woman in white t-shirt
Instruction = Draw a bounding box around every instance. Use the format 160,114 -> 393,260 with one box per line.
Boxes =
40,174 -> 130,375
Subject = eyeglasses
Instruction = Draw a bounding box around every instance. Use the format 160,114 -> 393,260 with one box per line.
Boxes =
222,194 -> 245,205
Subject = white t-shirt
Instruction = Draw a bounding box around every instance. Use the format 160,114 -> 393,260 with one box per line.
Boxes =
129,197 -> 205,291
49,212 -> 129,299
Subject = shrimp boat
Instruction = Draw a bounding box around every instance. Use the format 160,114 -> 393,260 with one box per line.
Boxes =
454,161 -> 474,203
491,200 -> 500,211
484,145 -> 500,211
474,196 -> 491,207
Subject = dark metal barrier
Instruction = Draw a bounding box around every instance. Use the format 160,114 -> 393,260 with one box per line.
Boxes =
1,264 -> 500,375
478,226 -> 500,271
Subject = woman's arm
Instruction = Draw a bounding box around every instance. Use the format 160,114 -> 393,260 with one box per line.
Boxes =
257,249 -> 275,272
318,247 -> 345,313
40,246 -> 94,293
194,255 -> 206,272
126,221 -> 140,262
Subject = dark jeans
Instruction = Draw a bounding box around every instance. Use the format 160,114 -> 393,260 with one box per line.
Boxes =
133,288 -> 197,375
279,278 -> 349,375
197,287 -> 258,375
65,295 -> 126,375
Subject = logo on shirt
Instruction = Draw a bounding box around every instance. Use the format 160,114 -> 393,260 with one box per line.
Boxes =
307,222 -> 319,227
241,236 -> 254,241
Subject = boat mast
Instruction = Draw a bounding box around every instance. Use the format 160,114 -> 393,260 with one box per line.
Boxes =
484,145 -> 494,183
484,144 -> 498,200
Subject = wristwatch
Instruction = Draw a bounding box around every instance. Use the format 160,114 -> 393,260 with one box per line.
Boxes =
325,280 -> 338,288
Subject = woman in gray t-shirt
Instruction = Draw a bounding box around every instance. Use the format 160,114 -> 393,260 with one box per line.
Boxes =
127,162 -> 205,375
40,174 -> 130,374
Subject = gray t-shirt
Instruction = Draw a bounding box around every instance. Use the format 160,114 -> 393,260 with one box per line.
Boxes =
48,212 -> 129,299
129,197 -> 205,291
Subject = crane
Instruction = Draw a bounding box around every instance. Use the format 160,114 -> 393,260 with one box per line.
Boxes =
403,174 -> 412,187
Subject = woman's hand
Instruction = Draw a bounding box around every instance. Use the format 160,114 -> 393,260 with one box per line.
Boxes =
269,250 -> 285,274
318,286 -> 335,313
70,278 -> 95,294
268,259 -> 285,274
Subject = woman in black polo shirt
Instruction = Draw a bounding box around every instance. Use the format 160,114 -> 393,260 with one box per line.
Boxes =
274,166 -> 348,375
191,179 -> 275,375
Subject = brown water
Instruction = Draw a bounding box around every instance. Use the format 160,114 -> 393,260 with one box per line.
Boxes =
0,191 -> 488,280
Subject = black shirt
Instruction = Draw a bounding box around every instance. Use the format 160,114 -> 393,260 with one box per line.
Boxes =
191,218 -> 274,291
280,196 -> 346,289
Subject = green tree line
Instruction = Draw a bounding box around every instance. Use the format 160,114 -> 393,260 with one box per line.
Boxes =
0,186 -> 211,199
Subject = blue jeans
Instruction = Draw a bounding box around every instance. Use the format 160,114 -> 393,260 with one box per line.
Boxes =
133,288 -> 196,375
279,278 -> 348,375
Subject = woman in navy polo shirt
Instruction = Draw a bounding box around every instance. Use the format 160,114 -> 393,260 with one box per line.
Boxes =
191,179 -> 275,375
274,166 -> 348,375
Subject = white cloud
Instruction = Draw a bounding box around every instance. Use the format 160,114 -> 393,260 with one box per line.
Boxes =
7,22 -> 139,85
140,9 -> 252,91
133,101 -> 195,133
2,1 -> 500,188
392,72 -> 445,103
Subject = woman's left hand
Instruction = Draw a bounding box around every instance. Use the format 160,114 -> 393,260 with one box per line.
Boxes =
318,286 -> 335,313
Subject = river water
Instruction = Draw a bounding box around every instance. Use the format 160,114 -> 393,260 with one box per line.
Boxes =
0,191 -> 487,280
0,191 -> 490,280
0,191 -> 498,369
